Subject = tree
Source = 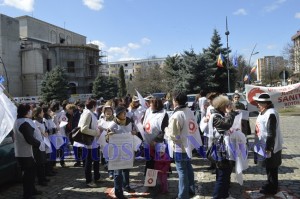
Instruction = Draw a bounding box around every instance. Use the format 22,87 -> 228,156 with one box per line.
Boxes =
202,29 -> 233,93
92,74 -> 118,100
118,66 -> 127,97
131,63 -> 166,95
40,65 -> 69,102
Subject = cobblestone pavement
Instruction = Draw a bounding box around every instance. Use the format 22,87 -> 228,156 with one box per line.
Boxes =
0,116 -> 299,199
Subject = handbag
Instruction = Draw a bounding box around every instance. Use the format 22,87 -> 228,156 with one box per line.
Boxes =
72,117 -> 94,145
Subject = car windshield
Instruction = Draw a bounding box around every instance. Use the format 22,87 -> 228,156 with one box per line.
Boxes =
152,93 -> 166,99
187,95 -> 196,102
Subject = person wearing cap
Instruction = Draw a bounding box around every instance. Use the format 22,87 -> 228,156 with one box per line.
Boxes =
154,143 -> 171,194
107,105 -> 136,199
98,102 -> 115,179
253,93 -> 283,195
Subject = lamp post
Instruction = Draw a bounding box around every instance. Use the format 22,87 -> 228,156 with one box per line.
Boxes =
242,44 -> 259,85
225,16 -> 230,93
0,55 -> 9,92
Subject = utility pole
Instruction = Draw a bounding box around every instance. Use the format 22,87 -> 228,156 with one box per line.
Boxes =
225,16 -> 230,93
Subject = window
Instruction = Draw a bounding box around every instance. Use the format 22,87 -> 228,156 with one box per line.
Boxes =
67,61 -> 75,73
125,70 -> 128,73
68,83 -> 77,94
46,59 -> 51,72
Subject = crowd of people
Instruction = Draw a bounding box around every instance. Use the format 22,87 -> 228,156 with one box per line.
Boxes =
13,90 -> 283,199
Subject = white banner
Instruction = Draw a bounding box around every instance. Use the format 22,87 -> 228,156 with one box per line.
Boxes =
107,133 -> 141,170
245,83 -> 300,108
0,85 -> 17,144
144,169 -> 158,187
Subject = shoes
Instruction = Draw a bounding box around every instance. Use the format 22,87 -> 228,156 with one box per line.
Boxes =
95,178 -> 102,183
123,186 -> 135,193
73,162 -> 81,167
189,190 -> 195,196
38,182 -> 48,186
61,164 -> 68,168
225,196 -> 236,199
109,175 -> 114,180
46,172 -> 55,176
86,182 -> 97,188
259,188 -> 277,195
33,190 -> 42,195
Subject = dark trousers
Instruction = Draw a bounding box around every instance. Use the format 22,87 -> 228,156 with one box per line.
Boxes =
84,148 -> 100,183
266,167 -> 279,190
73,146 -> 86,164
17,157 -> 36,199
114,169 -> 130,198
213,166 -> 232,199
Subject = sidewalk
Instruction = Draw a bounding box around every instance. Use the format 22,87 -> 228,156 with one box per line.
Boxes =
0,115 -> 299,199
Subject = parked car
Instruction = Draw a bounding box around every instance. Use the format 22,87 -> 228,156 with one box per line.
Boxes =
151,92 -> 166,100
0,131 -> 22,185
187,94 -> 198,109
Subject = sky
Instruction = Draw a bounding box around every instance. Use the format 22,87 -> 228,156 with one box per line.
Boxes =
0,0 -> 300,63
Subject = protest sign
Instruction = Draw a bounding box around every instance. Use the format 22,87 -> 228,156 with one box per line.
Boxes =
144,169 -> 158,187
245,83 -> 300,108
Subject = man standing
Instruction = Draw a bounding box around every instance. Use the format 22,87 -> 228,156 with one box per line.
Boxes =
165,92 -> 198,199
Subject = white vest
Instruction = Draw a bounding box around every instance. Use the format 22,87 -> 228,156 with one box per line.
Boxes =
255,108 -> 283,153
14,118 -> 36,157
166,107 -> 202,158
142,110 -> 166,144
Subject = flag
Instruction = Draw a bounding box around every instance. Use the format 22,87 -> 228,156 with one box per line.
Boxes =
243,74 -> 248,82
232,51 -> 238,68
135,89 -> 147,110
0,84 -> 17,144
0,76 -> 4,84
250,66 -> 256,74
217,53 -> 225,68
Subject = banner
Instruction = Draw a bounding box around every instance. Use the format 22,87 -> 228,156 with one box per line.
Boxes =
245,83 -> 300,108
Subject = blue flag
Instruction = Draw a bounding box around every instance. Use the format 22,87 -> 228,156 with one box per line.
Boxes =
0,75 -> 5,84
232,51 -> 238,68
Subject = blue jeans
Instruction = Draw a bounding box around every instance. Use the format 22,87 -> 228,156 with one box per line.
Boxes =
174,152 -> 195,199
213,167 -> 232,199
114,169 -> 130,198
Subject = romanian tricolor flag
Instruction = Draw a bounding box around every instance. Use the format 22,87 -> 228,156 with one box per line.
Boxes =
217,53 -> 225,68
250,66 -> 256,74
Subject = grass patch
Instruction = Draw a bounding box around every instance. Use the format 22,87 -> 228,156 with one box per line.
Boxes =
279,106 -> 300,116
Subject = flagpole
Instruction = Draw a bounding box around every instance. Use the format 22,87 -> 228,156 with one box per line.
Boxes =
247,44 -> 259,84
225,16 -> 230,93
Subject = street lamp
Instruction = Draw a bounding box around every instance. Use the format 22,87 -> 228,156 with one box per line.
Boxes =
0,56 -> 9,92
225,16 -> 230,93
242,44 -> 259,84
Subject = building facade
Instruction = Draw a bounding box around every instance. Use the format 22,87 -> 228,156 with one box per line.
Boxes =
256,56 -> 287,85
17,15 -> 100,96
292,30 -> 300,74
0,14 -> 22,96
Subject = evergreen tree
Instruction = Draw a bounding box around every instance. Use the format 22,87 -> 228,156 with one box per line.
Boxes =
92,74 -> 118,100
40,65 -> 69,102
118,66 -> 127,97
203,29 -> 232,93
163,54 -> 189,93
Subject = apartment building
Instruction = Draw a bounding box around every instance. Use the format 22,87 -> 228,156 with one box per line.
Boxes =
292,30 -> 300,74
257,56 -> 287,85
